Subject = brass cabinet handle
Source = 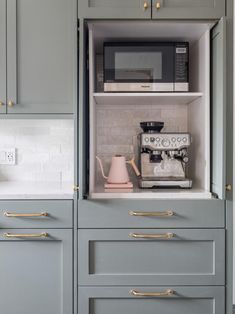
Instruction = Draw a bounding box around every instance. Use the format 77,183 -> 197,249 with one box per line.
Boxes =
129,232 -> 174,239
8,101 -> 14,107
129,210 -> 174,217
3,232 -> 48,238
226,184 -> 232,191
156,2 -> 161,9
4,211 -> 48,218
0,101 -> 4,107
130,289 -> 174,297
143,1 -> 149,10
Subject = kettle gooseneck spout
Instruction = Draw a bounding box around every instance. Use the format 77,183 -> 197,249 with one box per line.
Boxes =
96,156 -> 108,179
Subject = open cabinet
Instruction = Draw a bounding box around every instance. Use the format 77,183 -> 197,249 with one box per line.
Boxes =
80,18 -> 226,200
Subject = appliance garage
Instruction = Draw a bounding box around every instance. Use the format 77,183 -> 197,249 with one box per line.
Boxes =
87,21 -> 216,199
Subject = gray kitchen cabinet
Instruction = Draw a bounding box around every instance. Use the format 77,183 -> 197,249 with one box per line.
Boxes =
0,200 -> 73,229
78,228 -> 225,286
0,0 -> 6,114
78,286 -> 225,314
152,0 -> 225,19
78,0 -> 225,19
0,229 -> 73,314
78,199 -> 225,228
5,0 -> 76,114
78,0 -> 151,19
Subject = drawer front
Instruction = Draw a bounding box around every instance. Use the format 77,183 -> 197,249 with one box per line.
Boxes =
79,286 -> 224,314
0,201 -> 73,228
78,200 -> 225,228
78,229 -> 225,286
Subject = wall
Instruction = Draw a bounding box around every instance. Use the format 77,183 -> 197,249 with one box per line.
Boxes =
0,119 -> 74,183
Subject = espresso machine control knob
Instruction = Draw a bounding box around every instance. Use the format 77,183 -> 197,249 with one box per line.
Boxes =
162,138 -> 170,147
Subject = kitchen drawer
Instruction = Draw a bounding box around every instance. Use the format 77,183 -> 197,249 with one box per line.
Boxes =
78,229 -> 225,286
78,200 -> 225,228
0,201 -> 73,228
78,286 -> 224,314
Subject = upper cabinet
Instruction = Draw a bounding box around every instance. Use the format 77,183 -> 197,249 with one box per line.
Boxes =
78,0 -> 225,19
152,0 -> 225,19
78,0 -> 151,19
0,0 -> 76,115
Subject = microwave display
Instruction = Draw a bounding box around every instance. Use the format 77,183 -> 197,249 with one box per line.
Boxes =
104,42 -> 189,92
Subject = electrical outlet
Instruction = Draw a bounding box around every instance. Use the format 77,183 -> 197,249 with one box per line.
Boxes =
0,148 -> 16,165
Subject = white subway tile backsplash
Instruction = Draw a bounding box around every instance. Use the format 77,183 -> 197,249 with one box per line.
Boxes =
0,120 -> 74,183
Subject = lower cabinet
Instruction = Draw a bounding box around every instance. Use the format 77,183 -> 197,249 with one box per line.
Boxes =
78,286 -> 225,314
0,229 -> 73,314
78,228 -> 225,286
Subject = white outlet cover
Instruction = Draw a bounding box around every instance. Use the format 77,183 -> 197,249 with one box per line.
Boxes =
0,148 -> 16,165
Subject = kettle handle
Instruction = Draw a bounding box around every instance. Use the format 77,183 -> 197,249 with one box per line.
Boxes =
127,158 -> 141,177
96,156 -> 108,179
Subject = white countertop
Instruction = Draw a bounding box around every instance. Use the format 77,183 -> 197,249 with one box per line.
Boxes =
0,181 -> 74,199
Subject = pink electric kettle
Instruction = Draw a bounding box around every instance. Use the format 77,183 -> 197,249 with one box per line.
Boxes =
96,155 -> 140,188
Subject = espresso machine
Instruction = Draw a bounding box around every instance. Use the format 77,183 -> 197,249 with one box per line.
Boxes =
138,122 -> 192,188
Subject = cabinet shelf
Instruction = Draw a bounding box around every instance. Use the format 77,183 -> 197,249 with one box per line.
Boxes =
93,92 -> 203,106
90,186 -> 212,200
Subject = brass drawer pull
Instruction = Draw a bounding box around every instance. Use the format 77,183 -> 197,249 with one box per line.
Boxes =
4,211 -> 48,218
129,210 -> 174,217
3,232 -> 48,238
129,232 -> 174,239
0,101 -> 4,107
130,289 -> 174,297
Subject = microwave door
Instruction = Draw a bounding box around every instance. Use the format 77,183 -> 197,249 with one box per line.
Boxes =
104,43 -> 174,92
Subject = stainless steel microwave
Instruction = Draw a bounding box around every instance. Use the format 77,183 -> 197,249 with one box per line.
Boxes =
103,42 -> 189,92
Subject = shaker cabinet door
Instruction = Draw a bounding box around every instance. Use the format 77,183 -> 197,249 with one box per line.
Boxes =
211,18 -> 226,199
79,286 -> 225,314
0,0 -> 6,114
78,0 -> 151,19
0,229 -> 73,314
6,0 -> 75,114
78,229 -> 225,286
152,0 -> 225,19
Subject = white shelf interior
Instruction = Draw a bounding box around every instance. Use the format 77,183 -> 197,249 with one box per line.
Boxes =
93,92 -> 203,106
88,21 -> 214,199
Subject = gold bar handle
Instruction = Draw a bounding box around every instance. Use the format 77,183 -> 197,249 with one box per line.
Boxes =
129,232 -> 174,239
129,210 -> 174,217
8,101 -> 14,107
3,232 -> 48,238
130,289 -> 174,297
4,211 -> 48,218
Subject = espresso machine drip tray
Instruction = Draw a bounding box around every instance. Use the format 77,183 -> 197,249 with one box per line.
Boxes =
140,178 -> 193,189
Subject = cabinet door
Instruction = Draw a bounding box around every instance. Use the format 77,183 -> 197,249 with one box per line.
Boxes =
152,0 -> 225,19
78,229 -> 225,286
0,229 -> 73,314
211,18 -> 226,199
7,0 -> 75,114
0,0 -> 6,114
79,286 -> 225,314
78,0 -> 151,19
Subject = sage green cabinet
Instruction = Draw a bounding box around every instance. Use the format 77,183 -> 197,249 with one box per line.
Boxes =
152,0 -> 225,19
78,0 -> 225,19
0,229 -> 73,314
2,0 -> 76,114
78,286 -> 225,314
0,0 -> 6,114
78,228 -> 225,286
